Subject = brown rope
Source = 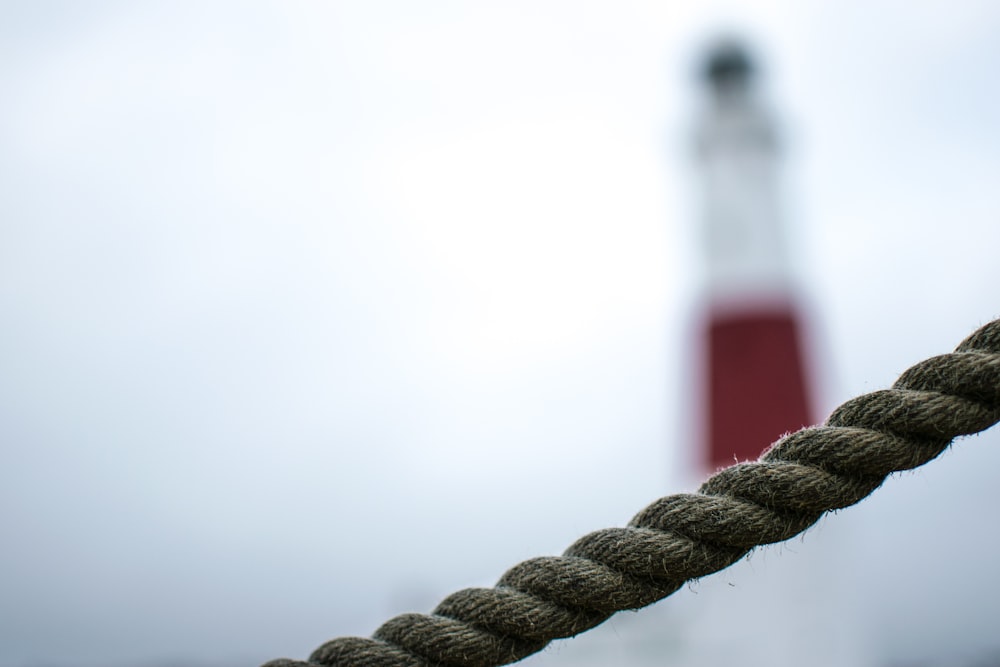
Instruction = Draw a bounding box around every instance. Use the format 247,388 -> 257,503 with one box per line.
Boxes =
264,318 -> 1000,667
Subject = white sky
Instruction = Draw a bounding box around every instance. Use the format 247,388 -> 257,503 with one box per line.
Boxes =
2,2 -> 1000,666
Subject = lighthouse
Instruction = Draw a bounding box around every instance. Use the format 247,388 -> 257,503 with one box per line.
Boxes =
674,40 -> 870,667
531,39 -> 866,667
694,40 -> 814,472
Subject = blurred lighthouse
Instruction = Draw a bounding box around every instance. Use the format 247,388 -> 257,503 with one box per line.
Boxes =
531,38 -> 868,667
694,40 -> 814,472
677,40 -> 870,667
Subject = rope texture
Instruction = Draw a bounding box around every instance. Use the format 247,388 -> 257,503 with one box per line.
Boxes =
264,318 -> 1000,667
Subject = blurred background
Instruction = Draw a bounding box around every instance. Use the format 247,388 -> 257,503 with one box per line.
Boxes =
2,2 -> 1000,666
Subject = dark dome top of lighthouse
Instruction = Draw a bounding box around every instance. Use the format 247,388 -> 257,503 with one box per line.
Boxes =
703,41 -> 756,89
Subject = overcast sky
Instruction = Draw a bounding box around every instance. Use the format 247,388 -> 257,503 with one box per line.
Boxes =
2,2 -> 1000,667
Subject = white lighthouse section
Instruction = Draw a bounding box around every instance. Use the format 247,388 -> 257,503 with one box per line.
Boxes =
695,44 -> 793,307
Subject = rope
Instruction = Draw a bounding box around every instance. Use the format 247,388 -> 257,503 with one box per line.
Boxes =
264,318 -> 1000,667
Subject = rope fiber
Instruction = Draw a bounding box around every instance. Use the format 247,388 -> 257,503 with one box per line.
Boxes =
264,318 -> 1000,667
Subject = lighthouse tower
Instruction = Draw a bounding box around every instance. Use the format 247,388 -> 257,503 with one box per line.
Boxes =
530,39 -> 869,667
676,40 -> 870,667
694,41 -> 813,472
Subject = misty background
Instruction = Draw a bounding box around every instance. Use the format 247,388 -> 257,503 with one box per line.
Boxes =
2,2 -> 1000,666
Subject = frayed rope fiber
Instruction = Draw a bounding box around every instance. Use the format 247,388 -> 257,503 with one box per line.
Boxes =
264,318 -> 1000,667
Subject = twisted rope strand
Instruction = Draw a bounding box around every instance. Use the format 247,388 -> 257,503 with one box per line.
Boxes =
265,319 -> 1000,667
